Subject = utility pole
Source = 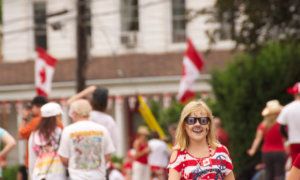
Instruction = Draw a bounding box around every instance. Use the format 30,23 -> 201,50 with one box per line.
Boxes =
76,0 -> 88,92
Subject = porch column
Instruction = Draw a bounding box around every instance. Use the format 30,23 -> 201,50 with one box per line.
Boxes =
115,95 -> 126,157
16,101 -> 25,164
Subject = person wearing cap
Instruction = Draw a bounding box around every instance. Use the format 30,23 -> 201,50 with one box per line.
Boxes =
132,126 -> 151,180
18,96 -> 64,169
248,100 -> 286,180
28,102 -> 67,180
67,86 -> 119,147
58,99 -> 115,180
277,82 -> 300,164
148,131 -> 171,180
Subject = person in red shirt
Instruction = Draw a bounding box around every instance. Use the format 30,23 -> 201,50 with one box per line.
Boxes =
132,126 -> 151,180
286,153 -> 300,180
248,100 -> 286,180
18,96 -> 64,169
168,100 -> 234,180
214,117 -> 230,150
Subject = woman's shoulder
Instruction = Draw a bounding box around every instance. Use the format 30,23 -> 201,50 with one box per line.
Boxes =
215,144 -> 230,155
169,149 -> 185,164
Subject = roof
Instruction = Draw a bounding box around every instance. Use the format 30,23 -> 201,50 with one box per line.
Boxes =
0,51 -> 235,86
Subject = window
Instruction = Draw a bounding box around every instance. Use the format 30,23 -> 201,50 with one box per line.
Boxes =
34,2 -> 47,50
121,0 -> 139,32
219,12 -> 231,40
172,0 -> 186,43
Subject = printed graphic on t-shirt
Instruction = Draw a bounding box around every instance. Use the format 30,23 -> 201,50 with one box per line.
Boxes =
188,155 -> 226,179
70,131 -> 103,169
33,139 -> 64,175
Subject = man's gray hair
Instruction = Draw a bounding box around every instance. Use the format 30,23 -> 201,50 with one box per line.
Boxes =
71,99 -> 92,117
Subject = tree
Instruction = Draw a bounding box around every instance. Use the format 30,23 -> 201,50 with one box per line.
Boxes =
210,42 -> 300,173
200,0 -> 300,51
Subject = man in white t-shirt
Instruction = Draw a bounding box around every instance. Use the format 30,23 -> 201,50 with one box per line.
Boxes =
148,131 -> 171,180
67,86 -> 119,147
58,99 -> 115,180
277,82 -> 300,164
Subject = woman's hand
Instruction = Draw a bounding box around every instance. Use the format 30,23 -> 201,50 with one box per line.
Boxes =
247,129 -> 263,157
247,148 -> 255,156
143,147 -> 151,154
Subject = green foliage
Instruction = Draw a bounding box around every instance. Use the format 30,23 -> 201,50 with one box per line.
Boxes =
111,156 -> 124,165
200,0 -> 300,52
210,42 -> 300,173
2,165 -> 19,180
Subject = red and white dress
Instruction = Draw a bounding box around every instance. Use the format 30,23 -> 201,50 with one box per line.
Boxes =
168,144 -> 233,180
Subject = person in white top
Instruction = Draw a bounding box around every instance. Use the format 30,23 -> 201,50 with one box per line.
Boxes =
148,131 -> 171,180
67,86 -> 119,147
277,82 -> 300,164
109,163 -> 125,180
28,102 -> 67,180
58,99 -> 115,180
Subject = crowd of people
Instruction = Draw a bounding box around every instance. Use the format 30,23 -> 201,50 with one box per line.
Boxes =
246,82 -> 300,180
0,82 -> 299,180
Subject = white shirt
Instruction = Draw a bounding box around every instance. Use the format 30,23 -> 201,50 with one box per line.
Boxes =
109,169 -> 125,180
277,100 -> 300,143
58,121 -> 115,180
148,139 -> 171,168
28,127 -> 67,180
89,110 -> 119,147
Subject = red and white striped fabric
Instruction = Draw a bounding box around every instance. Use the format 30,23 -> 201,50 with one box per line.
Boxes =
176,38 -> 205,103
35,47 -> 57,97
168,145 -> 233,180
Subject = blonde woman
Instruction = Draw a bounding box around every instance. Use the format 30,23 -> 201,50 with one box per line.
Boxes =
247,100 -> 286,180
168,100 -> 235,180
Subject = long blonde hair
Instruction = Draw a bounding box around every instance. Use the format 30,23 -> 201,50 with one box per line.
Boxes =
262,114 -> 278,130
173,99 -> 219,151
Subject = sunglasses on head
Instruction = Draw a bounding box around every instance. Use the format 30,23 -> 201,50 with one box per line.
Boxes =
184,117 -> 210,125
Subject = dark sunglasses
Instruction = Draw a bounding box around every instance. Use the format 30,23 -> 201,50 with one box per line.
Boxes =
184,117 -> 210,125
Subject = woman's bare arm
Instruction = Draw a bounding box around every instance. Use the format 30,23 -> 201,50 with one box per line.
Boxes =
168,168 -> 181,180
0,133 -> 16,158
287,166 -> 300,180
224,171 -> 235,180
247,129 -> 263,156
67,86 -> 97,106
168,150 -> 180,180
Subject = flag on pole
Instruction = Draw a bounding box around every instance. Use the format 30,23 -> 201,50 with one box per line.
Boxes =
35,47 -> 57,97
176,38 -> 205,103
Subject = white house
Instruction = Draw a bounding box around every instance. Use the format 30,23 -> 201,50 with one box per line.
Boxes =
1,0 -> 235,165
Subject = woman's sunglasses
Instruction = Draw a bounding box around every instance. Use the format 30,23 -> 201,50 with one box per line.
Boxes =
184,117 -> 210,125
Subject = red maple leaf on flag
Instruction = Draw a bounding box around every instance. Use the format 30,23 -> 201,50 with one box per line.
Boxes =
39,67 -> 46,84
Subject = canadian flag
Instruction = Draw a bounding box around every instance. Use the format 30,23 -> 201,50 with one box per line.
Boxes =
35,47 -> 57,97
176,38 -> 205,103
201,158 -> 211,167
